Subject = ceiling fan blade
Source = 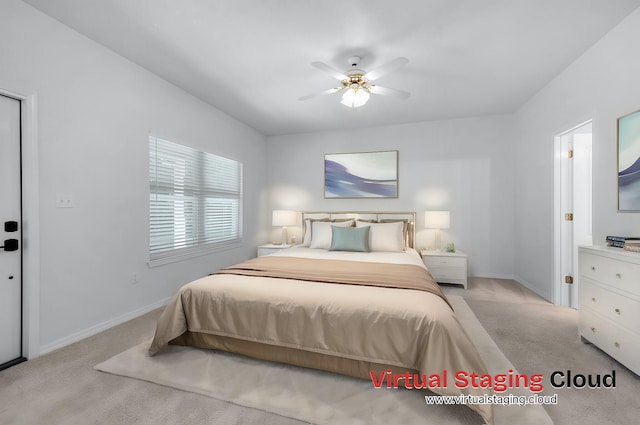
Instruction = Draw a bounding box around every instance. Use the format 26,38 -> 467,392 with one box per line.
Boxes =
364,57 -> 409,81
311,62 -> 348,81
298,87 -> 344,101
369,85 -> 411,99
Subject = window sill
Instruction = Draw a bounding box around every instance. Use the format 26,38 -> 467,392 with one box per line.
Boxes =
148,240 -> 242,268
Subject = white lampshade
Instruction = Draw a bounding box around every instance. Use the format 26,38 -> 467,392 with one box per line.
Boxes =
272,210 -> 297,227
424,211 -> 450,229
340,86 -> 370,108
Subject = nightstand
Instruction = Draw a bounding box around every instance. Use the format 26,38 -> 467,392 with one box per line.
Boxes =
421,250 -> 468,289
257,243 -> 292,257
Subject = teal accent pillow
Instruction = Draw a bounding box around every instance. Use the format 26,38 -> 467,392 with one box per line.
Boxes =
329,225 -> 370,252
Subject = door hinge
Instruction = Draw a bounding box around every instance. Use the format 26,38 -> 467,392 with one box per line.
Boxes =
567,150 -> 574,158
565,275 -> 574,284
565,213 -> 574,221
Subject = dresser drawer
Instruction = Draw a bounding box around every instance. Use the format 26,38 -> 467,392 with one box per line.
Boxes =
424,256 -> 466,268
580,280 -> 640,332
580,252 -> 640,297
579,307 -> 640,375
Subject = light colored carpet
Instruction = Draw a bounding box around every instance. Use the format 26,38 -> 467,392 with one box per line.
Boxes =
95,295 -> 552,425
3,278 -> 639,425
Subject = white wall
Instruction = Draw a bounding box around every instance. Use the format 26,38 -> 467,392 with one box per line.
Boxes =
513,8 -> 640,301
0,0 -> 268,353
4,0 -> 636,353
266,115 -> 516,278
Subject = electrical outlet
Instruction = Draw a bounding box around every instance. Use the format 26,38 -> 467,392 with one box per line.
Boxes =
131,273 -> 139,284
56,193 -> 74,208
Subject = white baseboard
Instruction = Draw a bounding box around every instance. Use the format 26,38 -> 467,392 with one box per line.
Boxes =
470,273 -> 553,303
470,272 -> 516,280
513,275 -> 552,302
38,297 -> 171,356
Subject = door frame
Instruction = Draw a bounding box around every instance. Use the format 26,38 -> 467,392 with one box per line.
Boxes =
0,87 -> 40,359
553,115 -> 593,307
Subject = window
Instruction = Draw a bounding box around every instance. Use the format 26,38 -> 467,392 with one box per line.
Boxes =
149,136 -> 242,264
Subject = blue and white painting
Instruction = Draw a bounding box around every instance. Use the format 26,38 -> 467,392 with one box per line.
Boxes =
618,110 -> 640,211
325,151 -> 398,198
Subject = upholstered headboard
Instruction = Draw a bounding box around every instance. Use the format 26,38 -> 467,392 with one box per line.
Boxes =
301,211 -> 416,249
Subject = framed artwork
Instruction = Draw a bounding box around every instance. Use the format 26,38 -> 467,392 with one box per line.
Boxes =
324,150 -> 398,198
618,110 -> 640,211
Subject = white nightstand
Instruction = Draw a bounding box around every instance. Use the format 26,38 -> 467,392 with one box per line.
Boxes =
421,250 -> 468,289
257,243 -> 292,257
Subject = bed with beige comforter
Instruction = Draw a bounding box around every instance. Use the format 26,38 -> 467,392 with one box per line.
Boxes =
149,247 -> 493,424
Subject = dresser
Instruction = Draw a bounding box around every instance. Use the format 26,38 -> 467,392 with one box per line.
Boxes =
578,246 -> 640,375
421,250 -> 467,289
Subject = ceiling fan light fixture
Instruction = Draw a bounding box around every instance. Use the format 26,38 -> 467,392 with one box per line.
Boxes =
340,85 -> 370,108
301,56 -> 409,107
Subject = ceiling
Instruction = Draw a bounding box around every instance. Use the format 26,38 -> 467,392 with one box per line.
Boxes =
23,0 -> 640,136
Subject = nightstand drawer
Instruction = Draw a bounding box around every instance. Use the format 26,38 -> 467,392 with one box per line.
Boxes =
258,247 -> 279,256
257,244 -> 292,257
428,266 -> 466,281
423,256 -> 466,268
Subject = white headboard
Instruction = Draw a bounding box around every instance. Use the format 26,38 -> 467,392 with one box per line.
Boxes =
301,211 -> 416,249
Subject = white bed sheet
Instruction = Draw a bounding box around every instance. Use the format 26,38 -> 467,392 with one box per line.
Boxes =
271,246 -> 426,268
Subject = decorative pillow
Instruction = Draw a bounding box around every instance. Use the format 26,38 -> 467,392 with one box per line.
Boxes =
309,220 -> 354,249
329,226 -> 370,252
355,221 -> 404,252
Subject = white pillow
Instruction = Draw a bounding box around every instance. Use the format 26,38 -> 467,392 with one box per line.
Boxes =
302,218 -> 328,246
355,221 -> 404,252
303,219 -> 313,246
309,220 -> 354,249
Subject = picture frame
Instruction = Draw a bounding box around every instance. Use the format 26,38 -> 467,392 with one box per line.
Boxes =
324,150 -> 398,198
618,109 -> 640,211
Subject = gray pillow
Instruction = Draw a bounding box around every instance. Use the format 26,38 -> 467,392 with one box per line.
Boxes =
329,225 -> 370,252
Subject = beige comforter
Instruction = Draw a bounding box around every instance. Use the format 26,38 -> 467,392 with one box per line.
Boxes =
149,248 -> 493,424
212,255 -> 452,308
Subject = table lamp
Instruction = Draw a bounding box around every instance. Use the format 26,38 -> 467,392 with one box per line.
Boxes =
424,211 -> 450,251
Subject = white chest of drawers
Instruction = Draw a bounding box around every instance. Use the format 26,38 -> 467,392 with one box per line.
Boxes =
421,250 -> 468,289
578,246 -> 640,375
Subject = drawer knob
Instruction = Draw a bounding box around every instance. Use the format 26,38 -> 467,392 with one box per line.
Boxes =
615,273 -> 622,279
590,327 -> 596,333
614,342 -> 620,348
615,308 -> 621,315
591,297 -> 596,302
591,266 -> 596,271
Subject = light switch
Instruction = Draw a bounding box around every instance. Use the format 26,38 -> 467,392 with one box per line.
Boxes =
56,193 -> 74,208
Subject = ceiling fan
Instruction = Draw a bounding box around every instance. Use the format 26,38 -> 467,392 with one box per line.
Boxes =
298,56 -> 410,108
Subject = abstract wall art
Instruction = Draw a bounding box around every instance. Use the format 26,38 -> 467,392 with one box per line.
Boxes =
618,110 -> 640,211
324,150 -> 398,198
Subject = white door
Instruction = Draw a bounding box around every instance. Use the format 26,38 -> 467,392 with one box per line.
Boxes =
556,121 -> 592,308
0,94 -> 23,367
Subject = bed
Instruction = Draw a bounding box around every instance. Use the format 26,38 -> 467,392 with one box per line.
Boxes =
149,211 -> 493,424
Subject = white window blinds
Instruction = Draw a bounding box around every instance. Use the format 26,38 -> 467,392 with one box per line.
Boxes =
149,136 -> 242,262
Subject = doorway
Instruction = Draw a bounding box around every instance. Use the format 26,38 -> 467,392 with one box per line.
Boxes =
554,120 -> 593,308
0,93 -> 25,369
